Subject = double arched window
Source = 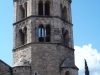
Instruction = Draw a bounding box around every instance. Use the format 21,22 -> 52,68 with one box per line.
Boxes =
38,1 -> 50,15
38,25 -> 51,42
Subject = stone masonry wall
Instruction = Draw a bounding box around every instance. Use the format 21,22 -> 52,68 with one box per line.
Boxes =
12,42 -> 74,75
13,17 -> 74,49
14,0 -> 72,23
13,66 -> 30,75
61,68 -> 78,75
31,43 -> 74,75
13,44 -> 32,66
0,60 -> 12,75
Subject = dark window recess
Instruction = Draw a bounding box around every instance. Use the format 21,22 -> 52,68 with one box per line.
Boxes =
35,73 -> 37,75
38,2 -> 43,15
23,27 -> 27,44
46,25 -> 50,42
62,7 -> 67,20
63,30 -> 68,41
65,71 -> 70,75
46,37 -> 50,42
38,25 -> 44,42
39,37 -> 44,42
20,5 -> 25,19
45,3 -> 50,15
24,2 -> 27,17
19,29 -> 25,45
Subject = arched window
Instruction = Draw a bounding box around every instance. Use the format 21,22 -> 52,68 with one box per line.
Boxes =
20,2 -> 27,19
19,27 -> 27,46
20,5 -> 25,19
38,1 -> 43,15
19,29 -> 25,45
62,6 -> 67,21
38,25 -> 45,42
23,27 -> 27,44
46,25 -> 51,42
65,71 -> 70,75
62,29 -> 69,46
45,1 -> 50,15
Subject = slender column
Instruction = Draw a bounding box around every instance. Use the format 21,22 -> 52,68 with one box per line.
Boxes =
44,26 -> 46,42
43,2 -> 45,15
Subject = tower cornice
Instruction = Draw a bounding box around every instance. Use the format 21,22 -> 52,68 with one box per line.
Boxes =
13,15 -> 73,26
13,42 -> 75,52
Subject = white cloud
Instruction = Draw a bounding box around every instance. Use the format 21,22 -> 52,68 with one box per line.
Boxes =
74,44 -> 100,75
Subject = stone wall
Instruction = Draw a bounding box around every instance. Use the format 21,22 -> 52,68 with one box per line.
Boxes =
30,43 -> 74,75
12,42 -> 75,75
14,0 -> 72,23
12,0 -> 78,75
13,17 -> 74,49
13,44 -> 32,66
61,68 -> 78,75
0,60 -> 12,75
13,66 -> 30,75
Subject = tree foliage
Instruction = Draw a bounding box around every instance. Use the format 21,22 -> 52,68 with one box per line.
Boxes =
85,59 -> 89,75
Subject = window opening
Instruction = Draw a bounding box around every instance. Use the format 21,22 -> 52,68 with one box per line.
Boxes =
24,2 -> 27,18
23,27 -> 27,44
63,30 -> 68,41
46,25 -> 51,42
62,6 -> 67,21
20,5 -> 25,19
19,29 -> 25,45
35,73 -> 37,75
38,1 -> 43,15
65,71 -> 70,75
38,25 -> 45,42
45,1 -> 50,15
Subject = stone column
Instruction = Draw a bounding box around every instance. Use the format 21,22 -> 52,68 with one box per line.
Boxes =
43,2 -> 45,15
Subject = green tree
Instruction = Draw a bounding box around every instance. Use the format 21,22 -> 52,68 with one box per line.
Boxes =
85,59 -> 89,75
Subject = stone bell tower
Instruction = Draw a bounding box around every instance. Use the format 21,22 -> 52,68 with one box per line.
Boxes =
13,0 -> 78,75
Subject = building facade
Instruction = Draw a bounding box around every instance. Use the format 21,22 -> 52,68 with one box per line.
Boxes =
0,0 -> 78,75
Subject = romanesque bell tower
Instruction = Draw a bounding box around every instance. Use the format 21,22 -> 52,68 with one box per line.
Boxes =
13,0 -> 78,75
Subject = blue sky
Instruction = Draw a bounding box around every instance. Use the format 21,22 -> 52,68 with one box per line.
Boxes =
72,0 -> 100,51
0,0 -> 100,75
